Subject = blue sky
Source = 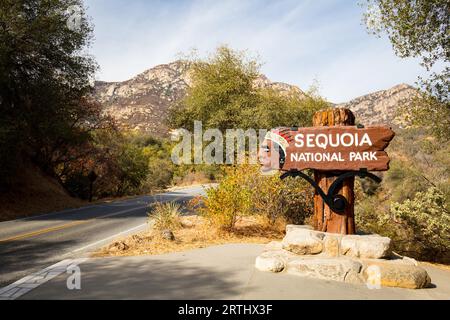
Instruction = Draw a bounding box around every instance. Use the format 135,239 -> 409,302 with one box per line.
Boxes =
85,0 -> 428,102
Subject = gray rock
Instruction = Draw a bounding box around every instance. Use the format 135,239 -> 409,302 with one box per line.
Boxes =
388,253 -> 419,266
161,229 -> 175,241
255,252 -> 286,273
402,256 -> 419,266
361,260 -> 431,289
341,235 -> 391,259
344,271 -> 365,285
263,241 -> 284,252
282,229 -> 323,255
323,235 -> 341,257
287,257 -> 362,282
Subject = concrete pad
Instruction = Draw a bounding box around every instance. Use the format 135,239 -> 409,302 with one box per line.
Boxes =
21,244 -> 261,300
19,244 -> 450,300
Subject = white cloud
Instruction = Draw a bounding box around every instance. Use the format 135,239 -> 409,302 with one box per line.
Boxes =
85,0 -> 431,102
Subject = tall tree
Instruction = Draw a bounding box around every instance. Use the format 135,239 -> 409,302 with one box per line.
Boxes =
0,0 -> 99,186
363,0 -> 449,141
168,46 -> 326,132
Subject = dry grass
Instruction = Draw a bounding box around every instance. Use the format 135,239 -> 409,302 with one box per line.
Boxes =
93,215 -> 285,257
0,163 -> 85,221
172,172 -> 214,187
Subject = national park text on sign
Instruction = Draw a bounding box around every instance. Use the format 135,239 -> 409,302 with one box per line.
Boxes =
265,126 -> 395,171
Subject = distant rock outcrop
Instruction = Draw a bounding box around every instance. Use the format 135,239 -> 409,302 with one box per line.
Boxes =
335,84 -> 419,127
95,61 -> 191,135
95,62 -> 419,135
94,61 -> 305,136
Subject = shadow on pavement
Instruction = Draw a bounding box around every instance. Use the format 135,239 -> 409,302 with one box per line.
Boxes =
22,256 -> 248,299
0,238 -> 78,287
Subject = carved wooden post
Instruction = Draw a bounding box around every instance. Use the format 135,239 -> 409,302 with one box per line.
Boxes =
312,108 -> 356,234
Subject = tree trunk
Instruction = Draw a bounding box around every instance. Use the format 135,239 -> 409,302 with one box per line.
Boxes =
312,108 -> 356,234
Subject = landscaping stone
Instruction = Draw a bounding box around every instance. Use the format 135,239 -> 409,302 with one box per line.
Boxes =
255,225 -> 431,290
287,257 -> 362,282
402,256 -> 419,266
323,235 -> 341,257
344,271 -> 366,285
285,224 -> 314,233
389,253 -> 419,266
255,252 -> 286,273
361,260 -> 431,289
161,229 -> 175,241
340,235 -> 391,259
282,229 -> 323,255
263,241 -> 283,252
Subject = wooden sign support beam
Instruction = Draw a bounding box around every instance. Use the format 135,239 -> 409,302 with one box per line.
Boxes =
312,108 -> 356,234
260,108 -> 394,235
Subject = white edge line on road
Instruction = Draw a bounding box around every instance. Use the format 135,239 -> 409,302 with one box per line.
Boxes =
71,223 -> 148,253
0,186 -> 207,299
68,192 -> 206,254
0,221 -> 148,300
0,258 -> 88,300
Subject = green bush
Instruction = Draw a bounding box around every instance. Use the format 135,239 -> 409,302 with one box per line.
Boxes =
202,166 -> 253,230
200,164 -> 314,230
356,183 -> 450,263
141,158 -> 174,192
390,187 -> 450,262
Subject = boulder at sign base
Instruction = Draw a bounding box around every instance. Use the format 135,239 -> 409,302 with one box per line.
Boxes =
341,235 -> 391,259
361,260 -> 431,289
287,257 -> 362,282
282,228 -> 324,255
255,252 -> 286,273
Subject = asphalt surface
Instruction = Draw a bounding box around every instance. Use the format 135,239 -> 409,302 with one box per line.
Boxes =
18,244 -> 450,300
0,185 -> 208,287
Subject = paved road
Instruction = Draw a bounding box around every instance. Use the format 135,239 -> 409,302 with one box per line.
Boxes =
13,244 -> 450,300
0,185 -> 208,287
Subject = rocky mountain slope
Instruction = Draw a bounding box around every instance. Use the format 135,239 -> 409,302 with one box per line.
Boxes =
336,83 -> 418,127
95,61 -> 418,135
95,61 -> 191,135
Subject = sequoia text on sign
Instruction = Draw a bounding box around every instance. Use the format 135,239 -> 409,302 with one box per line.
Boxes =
261,126 -> 395,172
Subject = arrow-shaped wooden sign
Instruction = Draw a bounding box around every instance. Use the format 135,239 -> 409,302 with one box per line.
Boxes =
260,126 -> 395,172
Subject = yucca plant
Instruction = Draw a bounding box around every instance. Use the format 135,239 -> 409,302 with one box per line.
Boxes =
149,201 -> 182,231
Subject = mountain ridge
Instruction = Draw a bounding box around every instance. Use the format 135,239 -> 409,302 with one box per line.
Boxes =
95,61 -> 418,135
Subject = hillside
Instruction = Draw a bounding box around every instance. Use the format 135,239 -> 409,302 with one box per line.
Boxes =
95,61 -> 419,134
0,162 -> 84,221
336,83 -> 419,127
95,61 -> 307,135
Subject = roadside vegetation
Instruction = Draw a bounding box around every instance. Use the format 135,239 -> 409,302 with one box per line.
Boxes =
199,164 -> 314,230
98,45 -> 449,263
95,199 -> 286,257
0,1 -> 216,220
356,128 -> 450,263
168,46 -> 328,132
151,201 -> 183,231
1,1 -> 448,264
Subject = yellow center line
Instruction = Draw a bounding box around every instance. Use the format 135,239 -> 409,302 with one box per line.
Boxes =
0,220 -> 90,243
0,205 -> 147,243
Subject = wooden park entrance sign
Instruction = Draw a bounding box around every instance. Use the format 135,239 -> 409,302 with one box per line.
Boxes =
260,108 -> 395,235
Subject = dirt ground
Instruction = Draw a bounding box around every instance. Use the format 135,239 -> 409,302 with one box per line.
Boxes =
93,215 -> 285,257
